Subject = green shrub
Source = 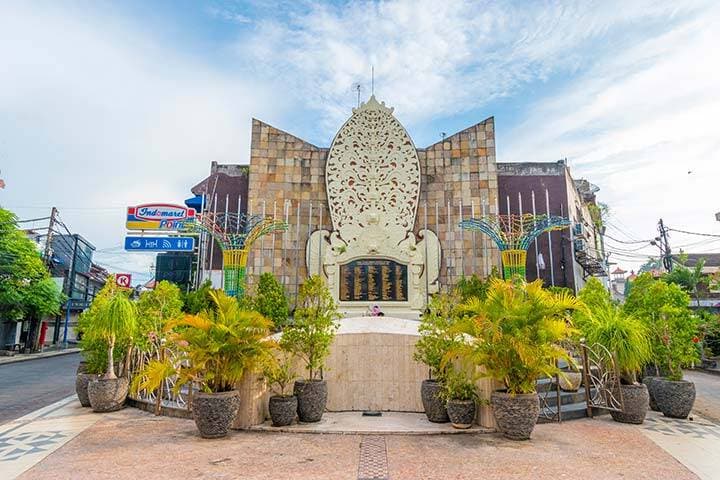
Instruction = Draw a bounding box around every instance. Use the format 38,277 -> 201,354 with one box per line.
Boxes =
623,273 -> 699,380
182,280 -> 214,314
281,276 -> 339,381
438,367 -> 478,402
135,280 -> 183,352
253,273 -> 290,331
414,290 -> 464,381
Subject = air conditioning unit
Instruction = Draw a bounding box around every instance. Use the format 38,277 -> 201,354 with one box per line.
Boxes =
574,239 -> 585,252
573,223 -> 584,236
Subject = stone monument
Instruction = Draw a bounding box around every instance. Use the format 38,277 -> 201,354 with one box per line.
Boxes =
306,96 -> 441,313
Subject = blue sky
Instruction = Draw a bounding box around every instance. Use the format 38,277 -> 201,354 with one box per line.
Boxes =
1,0 -> 719,281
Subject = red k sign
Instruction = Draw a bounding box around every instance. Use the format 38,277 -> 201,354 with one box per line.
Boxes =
116,274 -> 132,288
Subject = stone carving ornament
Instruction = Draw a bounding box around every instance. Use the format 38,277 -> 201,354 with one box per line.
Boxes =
307,96 -> 441,310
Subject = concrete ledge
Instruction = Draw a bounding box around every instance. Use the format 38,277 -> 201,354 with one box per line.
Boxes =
0,348 -> 81,365
246,411 -> 495,435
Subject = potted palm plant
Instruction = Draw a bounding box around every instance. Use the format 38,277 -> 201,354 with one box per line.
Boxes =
132,290 -> 275,438
414,291 -> 463,423
582,304 -> 652,424
280,275 -> 339,423
438,367 -> 478,429
454,278 -> 581,440
86,283 -> 137,413
263,351 -> 298,427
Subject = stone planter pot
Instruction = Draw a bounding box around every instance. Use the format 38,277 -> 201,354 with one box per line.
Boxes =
654,378 -> 695,419
421,379 -> 449,423
88,377 -> 129,412
491,391 -> 540,441
269,395 -> 298,427
642,376 -> 660,411
294,379 -> 327,423
559,372 -> 582,392
447,399 -> 476,429
610,383 -> 649,424
76,361 -> 88,374
75,373 -> 98,407
192,390 -> 240,438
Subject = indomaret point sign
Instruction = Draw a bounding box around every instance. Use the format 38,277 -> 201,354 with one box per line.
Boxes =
126,203 -> 196,231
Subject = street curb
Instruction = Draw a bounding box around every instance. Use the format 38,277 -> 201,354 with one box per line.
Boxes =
0,348 -> 81,366
692,368 -> 720,377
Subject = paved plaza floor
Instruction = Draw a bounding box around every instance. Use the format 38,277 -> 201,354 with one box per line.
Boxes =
3,397 -> 714,480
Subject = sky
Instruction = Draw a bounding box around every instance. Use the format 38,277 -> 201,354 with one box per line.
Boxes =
1,0 -> 719,282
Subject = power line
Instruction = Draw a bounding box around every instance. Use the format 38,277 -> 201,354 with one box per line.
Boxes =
668,227 -> 720,238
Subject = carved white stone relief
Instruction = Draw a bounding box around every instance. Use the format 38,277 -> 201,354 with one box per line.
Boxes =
307,96 -> 442,311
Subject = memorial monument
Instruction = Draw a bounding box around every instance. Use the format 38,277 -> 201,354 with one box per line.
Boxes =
246,96 -> 500,315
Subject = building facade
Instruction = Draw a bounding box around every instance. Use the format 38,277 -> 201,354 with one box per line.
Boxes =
497,160 -> 607,293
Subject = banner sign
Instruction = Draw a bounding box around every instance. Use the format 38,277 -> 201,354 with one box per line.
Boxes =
124,236 -> 195,252
126,204 -> 196,231
115,273 -> 132,288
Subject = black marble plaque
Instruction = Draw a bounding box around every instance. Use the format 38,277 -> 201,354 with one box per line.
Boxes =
339,259 -> 408,302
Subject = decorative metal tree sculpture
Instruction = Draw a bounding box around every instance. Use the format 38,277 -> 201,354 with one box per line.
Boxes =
189,213 -> 288,298
460,214 -> 570,279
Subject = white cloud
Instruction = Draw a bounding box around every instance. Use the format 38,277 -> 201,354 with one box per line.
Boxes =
502,3 -> 720,268
0,2 -> 282,279
236,0 -> 704,136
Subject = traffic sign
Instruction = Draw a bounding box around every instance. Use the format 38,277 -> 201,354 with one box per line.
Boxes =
116,273 -> 132,288
124,236 -> 195,252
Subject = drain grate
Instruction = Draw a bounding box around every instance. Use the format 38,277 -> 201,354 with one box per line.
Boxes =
357,435 -> 389,480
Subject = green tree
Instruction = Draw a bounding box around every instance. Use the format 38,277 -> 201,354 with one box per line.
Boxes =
574,277 -> 613,332
414,290 -> 465,380
135,280 -> 183,351
253,273 -> 289,330
183,280 -> 213,314
663,254 -> 706,308
0,207 -> 64,351
281,275 -> 339,380
81,278 -> 137,379
623,273 -> 699,380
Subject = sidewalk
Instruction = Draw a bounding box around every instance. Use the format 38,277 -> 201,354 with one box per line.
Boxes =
6,400 -> 701,480
0,348 -> 81,366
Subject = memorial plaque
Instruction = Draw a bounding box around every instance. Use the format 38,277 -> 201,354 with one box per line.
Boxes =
339,259 -> 408,302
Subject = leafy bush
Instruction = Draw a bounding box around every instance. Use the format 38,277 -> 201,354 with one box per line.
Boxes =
281,275 -> 339,381
182,280 -> 214,314
574,277 -> 613,332
135,280 -> 183,352
253,273 -> 289,330
452,278 -> 581,394
438,367 -> 478,402
263,351 -> 297,397
414,290 -> 464,380
623,273 -> 699,380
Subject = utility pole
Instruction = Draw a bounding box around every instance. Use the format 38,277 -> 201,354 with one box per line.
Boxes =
44,207 -> 57,266
658,218 -> 672,272
63,234 -> 79,348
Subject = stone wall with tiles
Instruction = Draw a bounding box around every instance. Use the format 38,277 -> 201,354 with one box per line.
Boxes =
232,326 -> 496,429
415,117 -> 501,286
246,118 -> 332,301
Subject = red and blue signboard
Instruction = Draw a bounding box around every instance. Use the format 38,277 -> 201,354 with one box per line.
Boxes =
126,203 -> 196,231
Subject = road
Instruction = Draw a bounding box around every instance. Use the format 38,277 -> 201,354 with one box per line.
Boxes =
685,369 -> 720,423
0,352 -> 80,425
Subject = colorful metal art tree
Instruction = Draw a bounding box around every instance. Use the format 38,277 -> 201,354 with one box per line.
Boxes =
460,214 -> 570,279
188,213 -> 288,298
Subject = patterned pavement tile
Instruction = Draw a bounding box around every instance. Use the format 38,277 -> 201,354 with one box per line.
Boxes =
357,435 -> 389,480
